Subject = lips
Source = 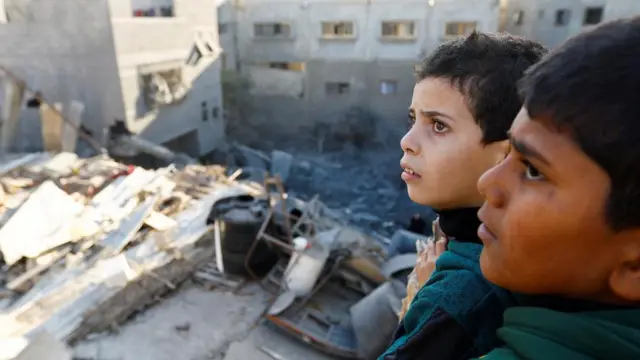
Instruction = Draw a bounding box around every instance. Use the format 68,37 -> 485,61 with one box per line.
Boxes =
400,162 -> 421,182
477,207 -> 498,244
400,161 -> 421,177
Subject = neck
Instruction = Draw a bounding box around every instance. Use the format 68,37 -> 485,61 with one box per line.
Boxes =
435,207 -> 482,243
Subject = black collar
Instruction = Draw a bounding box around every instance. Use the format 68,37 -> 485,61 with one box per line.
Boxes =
435,207 -> 482,244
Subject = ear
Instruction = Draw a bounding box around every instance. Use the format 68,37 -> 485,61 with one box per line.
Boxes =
485,139 -> 510,165
609,235 -> 640,302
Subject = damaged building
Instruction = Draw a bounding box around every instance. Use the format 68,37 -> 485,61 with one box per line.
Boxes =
502,0 -> 640,48
217,0 -> 500,142
0,0 -> 224,157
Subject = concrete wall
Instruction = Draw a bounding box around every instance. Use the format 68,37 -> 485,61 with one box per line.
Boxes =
0,0 -> 125,151
503,0 -> 640,48
110,0 -> 225,156
218,0 -> 500,141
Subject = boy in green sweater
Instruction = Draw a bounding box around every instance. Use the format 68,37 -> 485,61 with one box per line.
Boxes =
476,17 -> 640,359
381,32 -> 546,359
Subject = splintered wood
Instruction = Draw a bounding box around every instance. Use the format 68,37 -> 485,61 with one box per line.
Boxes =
0,152 -> 257,347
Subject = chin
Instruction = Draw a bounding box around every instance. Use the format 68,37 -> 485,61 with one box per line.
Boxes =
406,186 -> 433,206
479,250 -> 508,288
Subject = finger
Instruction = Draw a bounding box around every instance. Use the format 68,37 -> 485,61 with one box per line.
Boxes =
426,240 -> 435,258
435,239 -> 448,256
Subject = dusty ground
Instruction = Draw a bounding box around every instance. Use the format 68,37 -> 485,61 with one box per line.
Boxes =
73,283 -> 336,360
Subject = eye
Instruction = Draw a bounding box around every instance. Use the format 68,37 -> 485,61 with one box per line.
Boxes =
522,160 -> 545,181
407,114 -> 416,129
432,120 -> 448,134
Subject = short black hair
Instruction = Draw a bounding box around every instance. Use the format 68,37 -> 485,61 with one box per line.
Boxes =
416,31 -> 547,144
519,16 -> 640,231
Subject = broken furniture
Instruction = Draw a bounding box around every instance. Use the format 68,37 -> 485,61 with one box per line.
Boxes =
236,181 -> 398,359
206,193 -> 277,276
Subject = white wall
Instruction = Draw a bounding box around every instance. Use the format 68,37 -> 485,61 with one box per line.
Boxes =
221,0 -> 500,63
0,0 -> 125,150
110,0 -> 225,155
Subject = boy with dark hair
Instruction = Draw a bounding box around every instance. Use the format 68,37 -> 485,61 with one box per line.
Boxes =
476,17 -> 640,359
381,32 -> 547,359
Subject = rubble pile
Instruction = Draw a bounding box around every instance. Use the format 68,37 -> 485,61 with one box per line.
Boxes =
0,144 -> 426,360
0,152 -> 256,358
230,144 -> 431,234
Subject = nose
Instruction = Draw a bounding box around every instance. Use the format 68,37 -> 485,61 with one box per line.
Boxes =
478,160 -> 508,209
401,126 -> 420,155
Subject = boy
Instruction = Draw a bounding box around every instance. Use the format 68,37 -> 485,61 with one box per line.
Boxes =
381,32 -> 547,359
476,17 -> 640,359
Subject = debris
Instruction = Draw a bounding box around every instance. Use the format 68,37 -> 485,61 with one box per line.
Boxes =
174,323 -> 191,332
270,150 -> 292,183
144,211 -> 178,231
0,180 -> 83,265
258,345 -> 289,360
0,143 -> 407,360
0,151 -> 259,345
194,262 -> 245,291
109,133 -> 196,167
234,143 -> 270,169
350,280 -> 405,360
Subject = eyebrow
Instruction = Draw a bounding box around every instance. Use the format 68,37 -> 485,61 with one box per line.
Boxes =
411,109 -> 455,121
509,134 -> 550,166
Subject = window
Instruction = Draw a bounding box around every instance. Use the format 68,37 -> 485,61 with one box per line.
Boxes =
381,21 -> 416,38
380,80 -> 398,95
132,0 -> 174,17
140,68 -> 188,110
269,62 -> 289,70
321,21 -> 355,38
187,29 -> 218,66
583,7 -> 603,25
512,10 -> 524,26
258,62 -> 305,71
218,23 -> 229,34
555,9 -> 570,26
538,10 -> 545,19
201,101 -> 208,121
444,22 -> 477,37
326,82 -> 350,95
254,22 -> 292,38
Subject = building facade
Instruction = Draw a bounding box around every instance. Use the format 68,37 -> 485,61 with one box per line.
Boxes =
503,0 -> 640,48
0,0 -> 224,156
217,0 -> 501,142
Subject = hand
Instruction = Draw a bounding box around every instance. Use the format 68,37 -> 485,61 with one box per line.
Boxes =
397,238 -> 448,321
415,238 -> 448,287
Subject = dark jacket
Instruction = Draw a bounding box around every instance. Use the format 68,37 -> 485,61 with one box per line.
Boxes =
475,306 -> 640,359
380,240 -> 516,360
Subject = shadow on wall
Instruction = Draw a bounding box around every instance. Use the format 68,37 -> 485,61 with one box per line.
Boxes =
131,55 -> 225,158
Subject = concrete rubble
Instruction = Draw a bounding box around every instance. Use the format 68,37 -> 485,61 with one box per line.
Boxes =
0,151 -> 251,359
0,143 -> 423,360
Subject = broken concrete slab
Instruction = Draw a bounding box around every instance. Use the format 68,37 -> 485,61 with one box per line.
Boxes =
0,153 -> 49,177
270,150 -> 292,183
0,184 -> 252,343
234,143 -> 270,169
0,180 -> 83,265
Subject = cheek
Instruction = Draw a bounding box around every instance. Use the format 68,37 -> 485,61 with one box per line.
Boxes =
493,189 -> 611,293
